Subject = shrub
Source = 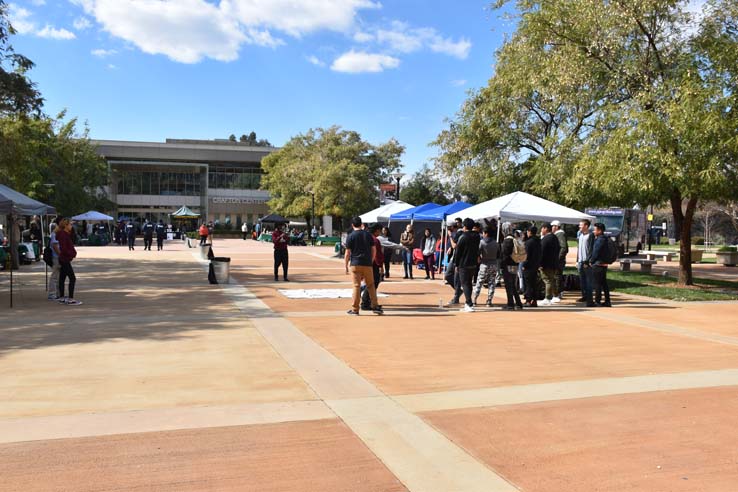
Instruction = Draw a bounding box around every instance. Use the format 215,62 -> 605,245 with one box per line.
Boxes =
717,246 -> 737,252
692,236 -> 705,245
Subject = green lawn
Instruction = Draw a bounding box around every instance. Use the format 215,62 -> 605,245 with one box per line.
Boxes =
563,267 -> 738,302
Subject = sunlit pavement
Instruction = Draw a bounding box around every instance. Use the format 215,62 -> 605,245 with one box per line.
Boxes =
2,237 -> 738,492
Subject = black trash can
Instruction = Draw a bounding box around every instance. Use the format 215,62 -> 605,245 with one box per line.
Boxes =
211,257 -> 231,284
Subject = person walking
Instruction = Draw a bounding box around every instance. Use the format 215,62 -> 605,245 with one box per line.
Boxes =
272,224 -> 289,281
400,224 -> 415,279
361,224 -> 387,311
254,221 -> 261,240
242,222 -> 248,240
56,218 -> 82,305
126,220 -> 136,250
142,219 -> 155,251
538,223 -> 560,306
199,223 -> 209,246
590,223 -> 612,307
421,228 -> 436,280
576,219 -> 596,307
345,217 -> 383,315
47,217 -> 62,300
473,226 -> 499,307
156,220 -> 166,251
522,226 -> 542,307
500,223 -> 523,310
452,218 -> 481,312
551,220 -> 568,302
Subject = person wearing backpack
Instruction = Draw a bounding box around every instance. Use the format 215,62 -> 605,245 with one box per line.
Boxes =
590,222 -> 613,307
500,222 -> 524,310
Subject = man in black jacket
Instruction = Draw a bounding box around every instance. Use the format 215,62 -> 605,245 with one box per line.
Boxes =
590,223 -> 612,307
453,218 -> 481,312
522,225 -> 542,307
539,223 -> 561,305
500,223 -> 524,310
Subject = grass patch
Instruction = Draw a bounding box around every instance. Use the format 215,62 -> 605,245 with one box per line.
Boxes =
563,267 -> 738,302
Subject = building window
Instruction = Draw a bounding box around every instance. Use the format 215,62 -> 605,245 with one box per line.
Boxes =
207,166 -> 262,190
116,170 -> 201,196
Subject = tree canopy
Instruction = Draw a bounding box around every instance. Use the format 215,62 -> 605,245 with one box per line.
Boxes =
239,131 -> 272,147
260,126 -> 404,223
435,0 -> 738,284
0,0 -> 42,114
400,165 -> 452,206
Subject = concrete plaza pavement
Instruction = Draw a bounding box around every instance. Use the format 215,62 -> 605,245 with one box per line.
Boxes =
1,237 -> 738,491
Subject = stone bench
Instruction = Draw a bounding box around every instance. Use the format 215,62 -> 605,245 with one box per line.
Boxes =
619,258 -> 657,273
643,250 -> 676,262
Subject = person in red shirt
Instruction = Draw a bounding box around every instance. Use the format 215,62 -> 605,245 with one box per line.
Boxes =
272,224 -> 289,281
56,218 -> 82,305
198,223 -> 209,245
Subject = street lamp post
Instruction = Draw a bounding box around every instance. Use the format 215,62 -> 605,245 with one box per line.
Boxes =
390,172 -> 405,201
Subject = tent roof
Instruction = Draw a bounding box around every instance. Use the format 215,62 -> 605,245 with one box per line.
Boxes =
389,202 -> 442,221
260,213 -> 289,224
0,184 -> 56,215
462,191 -> 594,224
72,210 -> 114,221
169,205 -> 200,218
412,202 -> 472,222
361,200 -> 414,223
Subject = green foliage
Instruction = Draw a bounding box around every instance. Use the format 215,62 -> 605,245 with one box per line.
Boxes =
718,246 -> 737,252
0,0 -> 43,114
399,165 -> 451,206
0,112 -> 111,216
239,131 -> 272,147
260,126 -> 404,221
692,236 -> 705,245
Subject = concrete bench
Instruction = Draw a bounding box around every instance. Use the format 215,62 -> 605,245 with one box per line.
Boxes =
620,258 -> 657,273
643,250 -> 676,262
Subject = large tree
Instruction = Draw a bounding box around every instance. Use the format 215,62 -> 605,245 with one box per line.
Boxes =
400,165 -> 452,206
0,0 -> 42,114
261,126 -> 404,224
436,0 -> 738,285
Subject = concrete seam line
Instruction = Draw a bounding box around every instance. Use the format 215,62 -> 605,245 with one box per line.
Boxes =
192,251 -> 519,492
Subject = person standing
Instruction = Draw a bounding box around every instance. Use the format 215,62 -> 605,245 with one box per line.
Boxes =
142,219 -> 154,251
452,218 -> 481,312
241,222 -> 248,240
361,224 -> 387,311
344,217 -> 382,315
47,217 -> 62,300
538,223 -> 561,306
272,224 -> 289,281
126,220 -> 136,250
576,219 -> 596,307
590,223 -> 612,307
473,227 -> 499,307
399,224 -> 415,279
380,226 -> 393,278
254,221 -> 262,240
500,223 -> 524,310
156,220 -> 166,251
311,225 -> 318,246
551,220 -> 568,302
421,228 -> 436,280
56,218 -> 82,305
199,223 -> 209,246
522,226 -> 542,307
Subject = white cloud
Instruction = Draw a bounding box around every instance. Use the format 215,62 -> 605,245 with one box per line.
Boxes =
91,48 -> 117,57
37,24 -> 76,39
73,16 -> 92,30
331,50 -> 400,73
353,31 -> 374,43
7,4 -> 35,34
368,21 -> 472,59
306,55 -> 326,67
451,79 -> 467,87
107,63 -> 117,70
30,0 -> 46,5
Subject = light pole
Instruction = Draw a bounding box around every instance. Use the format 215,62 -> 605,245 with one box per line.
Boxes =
390,172 -> 405,201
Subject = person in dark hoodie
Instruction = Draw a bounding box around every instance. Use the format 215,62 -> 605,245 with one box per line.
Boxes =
538,223 -> 561,306
142,219 -> 155,251
522,225 -> 542,307
126,220 -> 136,250
500,222 -> 523,310
590,222 -> 612,307
453,218 -> 481,312
155,220 -> 166,251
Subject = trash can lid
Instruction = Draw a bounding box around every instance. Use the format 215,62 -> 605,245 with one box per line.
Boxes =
212,257 -> 231,262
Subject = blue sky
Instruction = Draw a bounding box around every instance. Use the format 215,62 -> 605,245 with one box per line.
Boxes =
8,0 -> 516,177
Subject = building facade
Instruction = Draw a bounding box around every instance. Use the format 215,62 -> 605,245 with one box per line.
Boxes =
93,138 -> 276,227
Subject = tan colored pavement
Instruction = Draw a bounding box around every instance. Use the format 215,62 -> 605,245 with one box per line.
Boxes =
2,237 -> 738,491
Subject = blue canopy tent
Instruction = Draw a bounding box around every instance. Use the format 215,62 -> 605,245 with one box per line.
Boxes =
388,202 -> 441,223
412,202 -> 472,222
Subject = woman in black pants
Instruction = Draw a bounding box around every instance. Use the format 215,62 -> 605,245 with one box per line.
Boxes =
500,223 -> 523,310
56,218 -> 82,305
381,226 -> 393,278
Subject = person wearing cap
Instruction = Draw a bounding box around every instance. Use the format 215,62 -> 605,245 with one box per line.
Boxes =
551,220 -> 568,302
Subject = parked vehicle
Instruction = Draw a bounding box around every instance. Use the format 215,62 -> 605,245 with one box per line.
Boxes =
585,207 -> 647,256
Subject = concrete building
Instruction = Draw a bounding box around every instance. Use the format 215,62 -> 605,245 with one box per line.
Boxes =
93,138 -> 276,227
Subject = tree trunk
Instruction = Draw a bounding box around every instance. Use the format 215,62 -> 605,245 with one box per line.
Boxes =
677,197 -> 698,286
670,190 -> 683,241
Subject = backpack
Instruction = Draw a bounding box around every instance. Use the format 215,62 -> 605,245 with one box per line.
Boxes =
511,238 -> 527,263
43,246 -> 54,267
604,237 -> 618,264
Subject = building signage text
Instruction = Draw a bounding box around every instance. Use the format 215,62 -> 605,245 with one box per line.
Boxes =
210,196 -> 268,205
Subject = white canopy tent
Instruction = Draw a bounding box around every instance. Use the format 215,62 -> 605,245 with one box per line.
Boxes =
360,200 -> 414,224
72,211 -> 114,221
462,191 -> 594,225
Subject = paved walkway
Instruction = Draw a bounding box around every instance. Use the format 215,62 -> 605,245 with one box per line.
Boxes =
1,238 -> 738,491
